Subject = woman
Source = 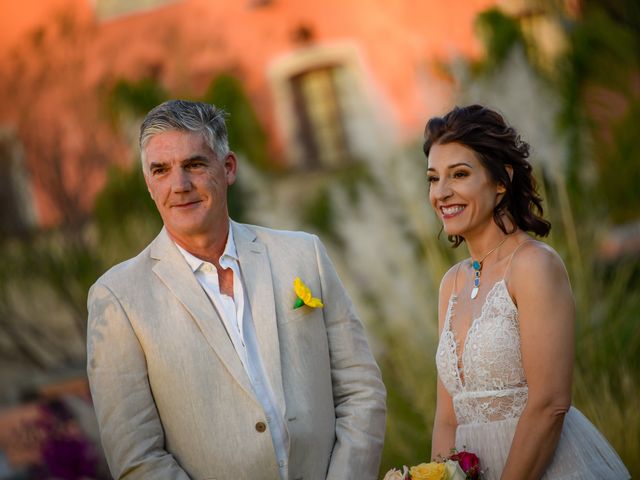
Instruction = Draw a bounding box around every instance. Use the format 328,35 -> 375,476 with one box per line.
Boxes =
426,105 -> 629,479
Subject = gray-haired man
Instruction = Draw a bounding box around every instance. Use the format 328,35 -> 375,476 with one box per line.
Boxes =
87,100 -> 386,479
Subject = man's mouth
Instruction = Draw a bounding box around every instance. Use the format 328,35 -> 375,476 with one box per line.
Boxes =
172,200 -> 201,209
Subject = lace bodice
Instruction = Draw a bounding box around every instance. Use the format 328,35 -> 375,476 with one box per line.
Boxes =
436,279 -> 528,425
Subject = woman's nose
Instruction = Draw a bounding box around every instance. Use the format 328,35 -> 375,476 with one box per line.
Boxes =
433,178 -> 452,201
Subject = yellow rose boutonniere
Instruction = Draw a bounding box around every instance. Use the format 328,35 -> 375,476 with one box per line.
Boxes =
293,277 -> 324,309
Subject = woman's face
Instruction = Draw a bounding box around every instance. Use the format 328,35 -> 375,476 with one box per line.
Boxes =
427,142 -> 505,239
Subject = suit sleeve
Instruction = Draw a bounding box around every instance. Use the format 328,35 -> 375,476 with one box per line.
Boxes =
312,236 -> 387,479
86,283 -> 191,480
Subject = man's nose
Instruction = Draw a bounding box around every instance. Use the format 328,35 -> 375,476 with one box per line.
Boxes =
171,169 -> 192,192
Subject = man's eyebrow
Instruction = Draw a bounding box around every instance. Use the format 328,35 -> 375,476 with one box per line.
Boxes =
182,154 -> 209,163
148,161 -> 166,170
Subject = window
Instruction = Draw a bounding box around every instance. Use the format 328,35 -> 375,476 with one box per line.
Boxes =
289,66 -> 349,168
269,43 -> 387,169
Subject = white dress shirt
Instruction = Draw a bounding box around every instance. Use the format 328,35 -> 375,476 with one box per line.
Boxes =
176,225 -> 289,479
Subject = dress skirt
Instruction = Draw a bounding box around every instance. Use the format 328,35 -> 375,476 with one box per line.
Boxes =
455,407 -> 630,480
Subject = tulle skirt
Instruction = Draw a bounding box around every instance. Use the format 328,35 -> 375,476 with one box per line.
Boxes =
455,407 -> 630,480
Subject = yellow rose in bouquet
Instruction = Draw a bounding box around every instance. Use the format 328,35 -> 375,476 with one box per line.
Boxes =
384,459 -> 467,480
410,462 -> 448,480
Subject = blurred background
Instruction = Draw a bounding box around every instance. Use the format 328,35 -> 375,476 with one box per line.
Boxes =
0,0 -> 638,478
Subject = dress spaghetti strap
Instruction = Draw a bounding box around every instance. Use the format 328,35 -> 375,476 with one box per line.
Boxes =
503,239 -> 535,286
451,262 -> 463,297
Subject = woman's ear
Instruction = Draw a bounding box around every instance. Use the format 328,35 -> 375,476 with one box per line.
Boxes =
497,165 -> 514,195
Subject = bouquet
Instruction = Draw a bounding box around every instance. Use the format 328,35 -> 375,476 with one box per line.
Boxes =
383,449 -> 482,480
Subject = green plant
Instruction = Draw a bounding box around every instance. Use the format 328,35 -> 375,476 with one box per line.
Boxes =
202,74 -> 272,171
474,8 -> 525,73
107,77 -> 169,121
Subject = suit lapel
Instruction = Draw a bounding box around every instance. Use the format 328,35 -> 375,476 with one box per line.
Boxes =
149,228 -> 255,401
233,222 -> 286,416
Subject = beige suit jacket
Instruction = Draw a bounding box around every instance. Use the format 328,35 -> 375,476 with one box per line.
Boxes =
87,222 -> 386,480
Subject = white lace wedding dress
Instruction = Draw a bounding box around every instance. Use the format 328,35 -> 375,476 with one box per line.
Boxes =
436,278 -> 630,480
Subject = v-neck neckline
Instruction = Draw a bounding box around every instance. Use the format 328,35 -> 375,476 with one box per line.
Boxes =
446,279 -> 510,388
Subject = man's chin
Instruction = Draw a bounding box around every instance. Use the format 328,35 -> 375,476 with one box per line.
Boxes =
165,224 -> 208,240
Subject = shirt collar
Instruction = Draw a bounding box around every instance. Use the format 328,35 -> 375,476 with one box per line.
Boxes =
175,221 -> 238,273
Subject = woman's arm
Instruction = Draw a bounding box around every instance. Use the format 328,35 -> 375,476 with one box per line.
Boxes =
431,266 -> 460,460
432,378 -> 458,459
500,243 -> 575,480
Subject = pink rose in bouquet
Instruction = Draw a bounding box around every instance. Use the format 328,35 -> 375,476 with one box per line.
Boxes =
448,450 -> 481,479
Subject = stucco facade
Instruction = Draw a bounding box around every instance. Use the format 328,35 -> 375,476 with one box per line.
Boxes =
0,0 -> 497,225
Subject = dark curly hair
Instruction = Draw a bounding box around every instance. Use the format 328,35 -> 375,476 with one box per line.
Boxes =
423,104 -> 550,246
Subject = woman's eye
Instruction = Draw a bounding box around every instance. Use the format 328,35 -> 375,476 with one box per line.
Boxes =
427,176 -> 438,183
453,171 -> 468,178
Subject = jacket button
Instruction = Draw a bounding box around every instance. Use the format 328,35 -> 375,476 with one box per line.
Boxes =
255,421 -> 267,433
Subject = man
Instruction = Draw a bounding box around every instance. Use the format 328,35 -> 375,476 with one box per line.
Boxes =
87,100 -> 386,479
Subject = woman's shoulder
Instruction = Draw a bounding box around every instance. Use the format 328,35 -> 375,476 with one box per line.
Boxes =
439,260 -> 466,297
511,238 -> 565,268
508,238 -> 570,289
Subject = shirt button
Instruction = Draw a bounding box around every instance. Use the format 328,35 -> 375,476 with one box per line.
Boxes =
279,460 -> 285,467
255,421 -> 267,433
266,416 -> 272,423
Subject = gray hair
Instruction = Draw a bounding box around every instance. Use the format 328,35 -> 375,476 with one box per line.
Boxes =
139,100 -> 229,171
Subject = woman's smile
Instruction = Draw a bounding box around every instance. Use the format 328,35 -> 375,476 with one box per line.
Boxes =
440,204 -> 466,219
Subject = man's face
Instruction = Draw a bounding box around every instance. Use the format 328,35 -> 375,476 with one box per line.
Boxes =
143,130 -> 236,246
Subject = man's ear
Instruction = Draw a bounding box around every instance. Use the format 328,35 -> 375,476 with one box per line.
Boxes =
224,152 -> 238,186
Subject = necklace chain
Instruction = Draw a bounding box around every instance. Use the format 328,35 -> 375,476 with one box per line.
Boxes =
470,235 -> 510,299
475,235 -> 509,267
